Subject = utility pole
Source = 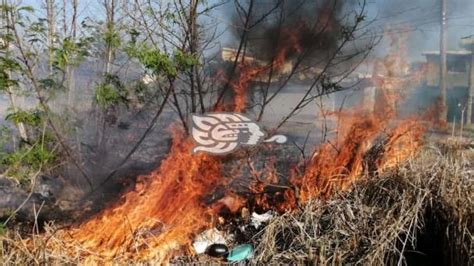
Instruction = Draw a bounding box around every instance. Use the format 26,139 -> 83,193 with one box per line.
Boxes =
439,0 -> 448,123
468,39 -> 474,126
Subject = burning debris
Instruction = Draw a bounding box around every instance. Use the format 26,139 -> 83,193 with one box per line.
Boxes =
46,43 -> 428,263
16,3 -> 429,263
251,147 -> 473,265
0,0 -> 472,265
2,143 -> 471,265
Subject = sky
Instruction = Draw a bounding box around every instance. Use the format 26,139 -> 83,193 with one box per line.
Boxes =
20,0 -> 474,62
368,0 -> 474,60
209,0 -> 474,61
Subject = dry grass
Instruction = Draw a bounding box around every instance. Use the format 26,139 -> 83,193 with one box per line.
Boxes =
252,144 -> 473,265
0,143 -> 472,265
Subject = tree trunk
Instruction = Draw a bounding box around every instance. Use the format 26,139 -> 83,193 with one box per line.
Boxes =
104,0 -> 116,75
66,0 -> 77,108
2,0 -> 28,141
46,0 -> 56,74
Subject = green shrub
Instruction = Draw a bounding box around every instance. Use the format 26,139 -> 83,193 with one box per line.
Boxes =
1,144 -> 56,184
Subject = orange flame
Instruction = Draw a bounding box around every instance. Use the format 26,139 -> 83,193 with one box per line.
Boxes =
53,25 -> 430,263
294,113 -> 425,202
232,28 -> 303,112
57,28 -> 307,263
294,27 -> 426,202
64,130 -> 222,262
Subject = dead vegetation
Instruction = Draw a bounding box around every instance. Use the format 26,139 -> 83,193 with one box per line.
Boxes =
0,142 -> 472,265
253,143 -> 473,265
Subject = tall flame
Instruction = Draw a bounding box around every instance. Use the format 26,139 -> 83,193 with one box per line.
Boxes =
63,131 -> 222,262
294,27 -> 426,202
294,113 -> 425,202
57,30 -> 306,262
51,25 -> 429,263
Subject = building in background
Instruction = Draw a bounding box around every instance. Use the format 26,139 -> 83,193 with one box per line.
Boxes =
422,43 -> 474,125
423,50 -> 472,88
461,38 -> 474,125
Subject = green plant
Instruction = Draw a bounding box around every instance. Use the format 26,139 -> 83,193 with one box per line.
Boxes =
94,84 -> 121,109
0,57 -> 21,91
104,27 -> 121,49
126,44 -> 198,78
174,49 -> 199,71
1,109 -> 57,184
0,223 -> 6,236
1,143 -> 56,183
5,109 -> 44,127
54,37 -> 90,70
94,74 -> 129,109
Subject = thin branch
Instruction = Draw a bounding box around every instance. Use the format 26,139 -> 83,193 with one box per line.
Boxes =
91,79 -> 174,192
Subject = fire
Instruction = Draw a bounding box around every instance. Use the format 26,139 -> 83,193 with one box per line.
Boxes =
295,113 -> 382,201
248,157 -> 298,212
56,29 -> 306,262
49,24 -> 429,263
240,28 -> 424,207
294,113 -> 425,202
294,27 -> 426,202
62,130 -> 223,262
232,28 -> 303,112
374,119 -> 425,171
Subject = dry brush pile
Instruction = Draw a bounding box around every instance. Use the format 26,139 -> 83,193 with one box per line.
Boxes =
252,143 -> 473,265
0,142 -> 473,265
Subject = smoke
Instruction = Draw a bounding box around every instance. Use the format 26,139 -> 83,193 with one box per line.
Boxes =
372,0 -> 474,60
227,0 -> 363,64
220,0 -> 474,62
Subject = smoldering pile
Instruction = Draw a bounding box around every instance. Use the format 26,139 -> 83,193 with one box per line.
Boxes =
174,143 -> 473,265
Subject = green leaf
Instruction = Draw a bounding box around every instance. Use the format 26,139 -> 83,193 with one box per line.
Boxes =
174,50 -> 199,71
18,5 -> 34,13
104,28 -> 121,49
5,109 -> 44,127
0,223 -> 6,236
1,144 -> 57,181
0,71 -> 19,90
128,45 -> 178,78
95,83 -> 123,109
53,37 -> 89,69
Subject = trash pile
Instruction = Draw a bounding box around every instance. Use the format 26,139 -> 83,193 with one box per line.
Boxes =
191,210 -> 274,262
